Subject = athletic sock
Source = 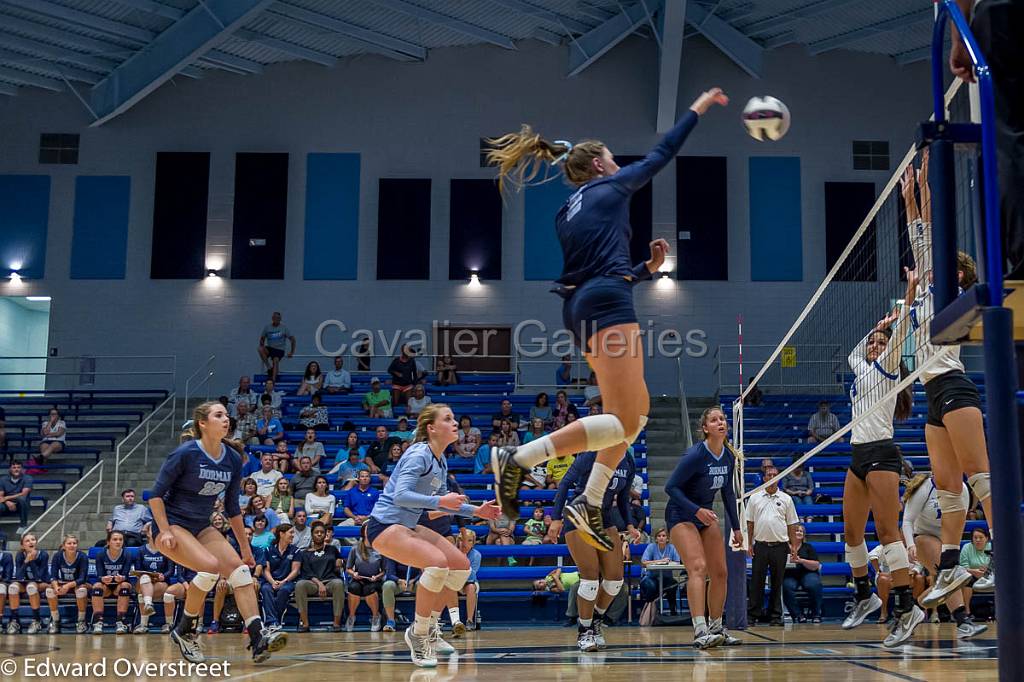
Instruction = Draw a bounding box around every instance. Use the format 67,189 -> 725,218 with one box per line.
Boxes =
594,605 -> 607,616
92,613 -> 103,625
76,612 -> 85,623
939,547 -> 960,570
952,606 -> 969,626
143,595 -> 153,607
578,617 -> 593,628
709,617 -> 723,632
448,607 -> 461,624
245,616 -> 263,644
413,614 -> 431,637
176,611 -> 198,636
892,586 -> 912,615
693,616 -> 707,634
511,437 -> 557,469
583,463 -> 614,507
32,608 -> 39,620
854,575 -> 873,602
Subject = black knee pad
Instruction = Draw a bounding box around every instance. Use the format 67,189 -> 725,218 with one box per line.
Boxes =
91,587 -> 105,598
117,585 -> 132,597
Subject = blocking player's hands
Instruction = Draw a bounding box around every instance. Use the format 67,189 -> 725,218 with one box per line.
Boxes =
690,88 -> 729,115
647,238 -> 670,273
439,493 -> 468,511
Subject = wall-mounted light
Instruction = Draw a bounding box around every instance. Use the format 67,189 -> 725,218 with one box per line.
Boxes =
8,271 -> 22,283
206,269 -> 220,278
467,269 -> 481,288
26,296 -> 51,302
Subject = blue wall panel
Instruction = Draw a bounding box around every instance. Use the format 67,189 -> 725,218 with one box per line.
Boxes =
749,157 -> 802,281
304,153 -> 360,280
523,181 -> 571,281
71,176 -> 130,279
0,175 -> 50,279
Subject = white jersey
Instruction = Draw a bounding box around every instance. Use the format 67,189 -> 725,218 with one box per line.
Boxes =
848,316 -> 909,445
907,219 -> 965,383
901,478 -> 970,547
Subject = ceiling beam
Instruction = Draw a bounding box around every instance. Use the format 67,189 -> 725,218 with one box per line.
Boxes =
0,30 -> 117,72
234,28 -> 337,67
577,2 -> 615,22
1,0 -> 156,43
106,0 -> 185,21
686,2 -> 761,77
0,81 -> 18,96
808,7 -> 933,54
764,30 -> 796,49
487,0 -> 592,34
530,27 -> 563,46
656,0 -> 686,133
568,2 -> 655,76
269,3 -> 426,61
366,0 -> 516,50
740,0 -> 860,36
0,48 -> 102,83
896,45 -> 931,65
0,65 -> 63,91
89,0 -> 275,126
203,49 -> 263,73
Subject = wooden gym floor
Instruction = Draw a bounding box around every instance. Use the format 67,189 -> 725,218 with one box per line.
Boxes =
0,623 -> 998,681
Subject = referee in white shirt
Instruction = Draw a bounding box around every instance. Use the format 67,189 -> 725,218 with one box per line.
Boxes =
745,467 -> 799,625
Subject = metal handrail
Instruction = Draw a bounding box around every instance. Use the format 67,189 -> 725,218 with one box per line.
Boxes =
676,357 -> 693,449
24,461 -> 104,545
182,355 -> 216,423
114,393 -> 176,495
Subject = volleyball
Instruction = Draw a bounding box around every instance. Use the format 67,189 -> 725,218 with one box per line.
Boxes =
742,96 -> 791,141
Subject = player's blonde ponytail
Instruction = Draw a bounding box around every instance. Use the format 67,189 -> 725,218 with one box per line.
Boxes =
414,403 -> 450,442
486,126 -> 606,192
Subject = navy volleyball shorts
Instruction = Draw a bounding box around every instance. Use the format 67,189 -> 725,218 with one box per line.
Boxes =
560,276 -> 638,351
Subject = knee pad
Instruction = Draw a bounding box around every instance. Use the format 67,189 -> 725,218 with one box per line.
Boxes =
75,586 -> 88,600
580,414 -> 626,452
117,584 -> 132,597
25,583 -> 38,596
600,578 -> 624,597
937,488 -> 968,514
45,587 -> 56,599
968,472 -> 991,503
882,541 -> 910,572
419,566 -> 449,593
191,571 -> 219,593
227,564 -> 253,589
164,593 -> 177,604
624,415 -> 648,445
845,542 -> 869,569
444,569 -> 471,592
138,574 -> 151,586
91,586 -> 105,598
6,583 -> 17,596
577,579 -> 600,602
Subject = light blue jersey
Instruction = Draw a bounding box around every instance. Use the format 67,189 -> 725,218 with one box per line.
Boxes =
370,441 -> 475,528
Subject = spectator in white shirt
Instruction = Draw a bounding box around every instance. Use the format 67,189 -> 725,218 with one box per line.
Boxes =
252,454 -> 284,497
38,407 -> 66,463
323,356 -> 352,395
228,376 -> 259,418
807,401 -> 841,443
303,476 -> 337,525
291,509 -> 312,550
745,467 -> 799,625
405,384 -> 432,418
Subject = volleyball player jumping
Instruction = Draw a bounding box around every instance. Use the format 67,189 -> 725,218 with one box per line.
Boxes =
488,88 -> 729,552
149,401 -> 286,664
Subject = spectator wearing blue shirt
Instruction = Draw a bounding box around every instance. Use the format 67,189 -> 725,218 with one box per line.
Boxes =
474,433 -> 498,475
555,356 -> 573,388
256,405 -> 285,445
445,529 -> 483,632
244,497 -> 281,530
639,528 -> 682,615
105,488 -> 150,547
328,449 -> 370,491
340,471 -> 381,530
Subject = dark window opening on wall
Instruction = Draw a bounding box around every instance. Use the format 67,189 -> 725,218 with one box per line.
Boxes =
39,133 -> 79,164
852,140 -> 889,171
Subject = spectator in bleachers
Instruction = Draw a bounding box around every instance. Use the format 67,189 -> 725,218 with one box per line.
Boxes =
89,530 -> 133,634
7,532 -> 49,634
234,401 -> 259,444
486,511 -> 517,566
555,355 -> 574,388
745,467 -> 798,626
474,432 -> 498,475
304,476 -> 336,524
328,449 -> 369,490
260,380 -> 284,417
639,528 -> 681,615
388,345 -> 426,407
381,443 -> 404,483
253,454 -> 283,497
363,425 -> 391,473
869,544 -> 893,623
522,507 -> 549,546
534,566 -> 579,594
959,527 -> 992,617
457,416 -> 481,449
257,405 -> 285,446
296,431 -> 325,471
523,416 -> 547,442
782,523 -> 822,623
295,521 -> 346,632
551,390 -> 578,429
759,458 -> 776,477
272,440 -> 292,474
345,535 -> 385,631
353,338 -> 372,372
48,533 -> 89,633
363,378 -> 393,419
454,430 -> 481,461
406,384 -> 432,418
299,393 -> 330,431
544,450 -> 575,489
435,354 -> 458,386
806,401 -> 840,444
323,356 -> 352,395
325,525 -> 342,549
340,471 -> 380,532
491,399 -> 521,431
628,475 -> 647,536
269,478 -> 294,523
446,529 -> 482,632
251,515 -> 275,551
341,431 -> 367,462
380,559 -> 415,632
260,523 -> 300,628
258,311 -> 295,383
389,417 -> 414,442
583,372 -> 601,407
37,407 -> 66,464
530,392 -> 553,427
229,377 -> 259,418
292,509 -> 312,550
105,488 -> 149,548
290,456 -> 320,503
743,378 -> 763,407
782,464 -> 815,506
0,461 -> 33,535
133,524 -> 185,634
239,478 -> 258,512
297,361 -> 324,397
244,497 -> 281,530
495,419 -> 520,448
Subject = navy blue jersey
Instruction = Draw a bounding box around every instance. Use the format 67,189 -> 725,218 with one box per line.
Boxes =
664,441 -> 740,531
49,551 -> 88,584
95,548 -> 131,578
552,450 -> 635,524
133,545 -> 175,580
151,440 -> 243,528
264,543 -> 300,581
14,550 -> 49,582
0,552 -> 12,582
555,111 -> 698,287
